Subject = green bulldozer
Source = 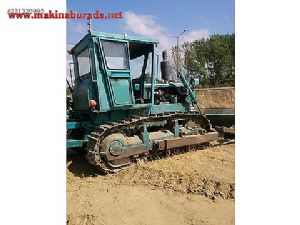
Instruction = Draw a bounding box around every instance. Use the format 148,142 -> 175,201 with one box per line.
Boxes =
66,29 -> 232,174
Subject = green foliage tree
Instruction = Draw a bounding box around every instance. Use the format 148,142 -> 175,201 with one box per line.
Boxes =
171,34 -> 235,87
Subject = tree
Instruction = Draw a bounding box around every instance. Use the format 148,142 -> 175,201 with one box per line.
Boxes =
206,34 -> 235,86
170,34 -> 235,87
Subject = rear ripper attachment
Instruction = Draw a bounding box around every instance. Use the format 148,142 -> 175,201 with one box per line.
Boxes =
86,112 -> 218,174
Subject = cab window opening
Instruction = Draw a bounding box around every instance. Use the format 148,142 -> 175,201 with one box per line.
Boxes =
102,41 -> 129,70
77,48 -> 91,77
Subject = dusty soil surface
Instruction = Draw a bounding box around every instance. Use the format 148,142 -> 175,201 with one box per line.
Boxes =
196,88 -> 235,109
67,144 -> 235,225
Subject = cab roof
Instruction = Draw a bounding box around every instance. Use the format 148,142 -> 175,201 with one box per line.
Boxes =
70,31 -> 159,55
91,31 -> 159,44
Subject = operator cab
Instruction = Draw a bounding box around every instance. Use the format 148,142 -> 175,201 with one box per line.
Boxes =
69,31 -> 158,112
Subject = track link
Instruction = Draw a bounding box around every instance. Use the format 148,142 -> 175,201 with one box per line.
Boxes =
85,112 -> 215,174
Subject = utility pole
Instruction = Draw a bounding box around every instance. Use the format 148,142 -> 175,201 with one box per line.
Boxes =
176,29 -> 187,75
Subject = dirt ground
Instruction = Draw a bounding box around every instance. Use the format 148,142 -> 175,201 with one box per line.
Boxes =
196,88 -> 235,109
67,144 -> 235,225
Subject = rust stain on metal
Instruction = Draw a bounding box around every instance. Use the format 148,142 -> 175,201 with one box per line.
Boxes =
104,145 -> 148,161
155,132 -> 218,150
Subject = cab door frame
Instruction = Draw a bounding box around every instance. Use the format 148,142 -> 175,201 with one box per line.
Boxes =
98,38 -> 135,108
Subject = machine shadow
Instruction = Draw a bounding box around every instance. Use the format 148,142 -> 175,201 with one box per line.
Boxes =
67,149 -> 103,178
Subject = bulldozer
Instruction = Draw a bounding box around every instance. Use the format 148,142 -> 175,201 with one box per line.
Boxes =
66,29 -> 220,174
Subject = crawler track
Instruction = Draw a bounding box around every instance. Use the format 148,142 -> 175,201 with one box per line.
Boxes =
85,112 -> 222,174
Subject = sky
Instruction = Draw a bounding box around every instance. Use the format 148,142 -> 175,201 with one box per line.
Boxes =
67,0 -> 234,46
66,0 -> 234,79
